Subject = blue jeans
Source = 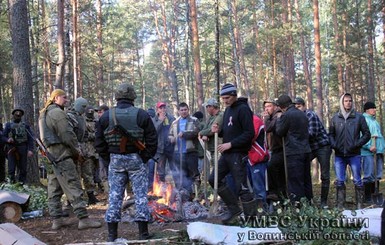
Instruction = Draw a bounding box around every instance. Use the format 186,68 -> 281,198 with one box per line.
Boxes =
334,155 -> 362,187
247,160 -> 267,202
362,154 -> 383,183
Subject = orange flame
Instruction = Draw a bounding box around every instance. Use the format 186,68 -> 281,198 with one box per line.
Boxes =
149,178 -> 173,205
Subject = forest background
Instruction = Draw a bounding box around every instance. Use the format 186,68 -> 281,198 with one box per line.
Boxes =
0,0 -> 384,183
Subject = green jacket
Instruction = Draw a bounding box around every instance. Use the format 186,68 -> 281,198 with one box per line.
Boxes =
199,111 -> 223,152
39,103 -> 79,162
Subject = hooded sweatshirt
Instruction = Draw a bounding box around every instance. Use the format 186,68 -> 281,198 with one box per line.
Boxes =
220,97 -> 254,153
329,93 -> 371,157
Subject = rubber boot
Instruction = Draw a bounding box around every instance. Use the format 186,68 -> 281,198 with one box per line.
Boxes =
51,217 -> 73,230
87,191 -> 99,205
355,185 -> 364,210
137,221 -> 153,240
336,185 -> 346,210
241,199 -> 257,218
78,217 -> 102,230
364,183 -> 372,203
107,222 -> 118,242
320,186 -> 329,208
217,186 -> 242,225
373,181 -> 378,194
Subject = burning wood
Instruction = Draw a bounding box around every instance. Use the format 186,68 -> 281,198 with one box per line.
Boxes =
122,178 -> 209,223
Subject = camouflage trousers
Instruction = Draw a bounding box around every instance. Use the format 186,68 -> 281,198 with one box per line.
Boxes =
47,158 -> 88,219
105,153 -> 151,223
77,157 -> 96,192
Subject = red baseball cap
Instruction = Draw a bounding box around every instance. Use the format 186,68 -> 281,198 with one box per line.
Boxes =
156,102 -> 166,108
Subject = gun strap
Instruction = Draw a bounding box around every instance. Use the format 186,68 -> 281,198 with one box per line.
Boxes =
112,107 -> 117,126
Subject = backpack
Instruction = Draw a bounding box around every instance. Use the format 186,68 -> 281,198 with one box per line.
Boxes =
248,115 -> 269,165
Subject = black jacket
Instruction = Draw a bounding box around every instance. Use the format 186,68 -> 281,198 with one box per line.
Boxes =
220,97 -> 254,153
264,108 -> 283,153
94,99 -> 158,162
275,104 -> 311,156
329,110 -> 370,157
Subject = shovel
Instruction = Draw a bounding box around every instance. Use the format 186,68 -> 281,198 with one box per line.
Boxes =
372,137 -> 383,206
209,132 -> 219,216
282,137 -> 289,199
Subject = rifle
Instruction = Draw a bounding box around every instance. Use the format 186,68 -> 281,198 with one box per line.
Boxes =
113,124 -> 158,163
26,129 -> 58,166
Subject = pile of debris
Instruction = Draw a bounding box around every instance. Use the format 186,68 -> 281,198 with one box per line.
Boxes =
122,180 -> 209,223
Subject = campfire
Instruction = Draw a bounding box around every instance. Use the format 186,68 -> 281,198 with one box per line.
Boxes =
122,176 -> 209,223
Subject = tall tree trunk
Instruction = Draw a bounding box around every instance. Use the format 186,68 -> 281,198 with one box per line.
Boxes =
96,0 -> 104,104
313,0 -> 324,120
189,0 -> 204,113
55,0 -> 65,88
270,0 -> 278,97
332,0 -> 344,94
41,0 -> 51,100
287,0 -> 295,98
8,0 -> 40,184
215,0 -> 220,98
342,3 -> 351,92
367,0 -> 375,102
252,0 -> 261,111
72,0 -> 80,97
294,0 -> 313,108
184,0 -> 191,106
227,0 -> 241,93
231,0 -> 250,100
28,0 -> 40,129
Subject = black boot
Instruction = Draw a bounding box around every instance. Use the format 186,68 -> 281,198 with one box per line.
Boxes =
364,183 -> 372,203
217,186 -> 242,225
320,186 -> 329,208
137,221 -> 152,240
241,199 -> 257,218
336,185 -> 346,210
355,186 -> 364,210
87,191 -> 99,205
107,222 -> 118,242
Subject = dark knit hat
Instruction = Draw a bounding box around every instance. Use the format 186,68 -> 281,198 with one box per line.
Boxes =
276,95 -> 293,108
364,102 -> 376,111
193,111 -> 204,120
220,83 -> 237,96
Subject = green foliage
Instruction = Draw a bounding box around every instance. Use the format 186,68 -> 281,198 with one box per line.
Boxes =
0,182 -> 48,211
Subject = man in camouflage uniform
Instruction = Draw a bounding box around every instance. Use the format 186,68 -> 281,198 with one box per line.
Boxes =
199,98 -> 223,174
67,97 -> 99,205
2,108 -> 34,184
39,89 -> 101,230
84,106 -> 103,193
95,83 -> 157,242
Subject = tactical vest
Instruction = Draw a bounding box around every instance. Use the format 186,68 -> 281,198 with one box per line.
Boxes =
104,107 -> 144,150
38,106 -> 62,147
67,111 -> 86,142
9,122 -> 28,144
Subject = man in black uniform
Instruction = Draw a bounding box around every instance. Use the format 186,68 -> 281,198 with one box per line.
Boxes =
2,109 -> 34,184
95,83 -> 157,242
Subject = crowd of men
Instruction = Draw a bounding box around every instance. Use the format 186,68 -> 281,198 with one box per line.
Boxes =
0,84 -> 383,242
